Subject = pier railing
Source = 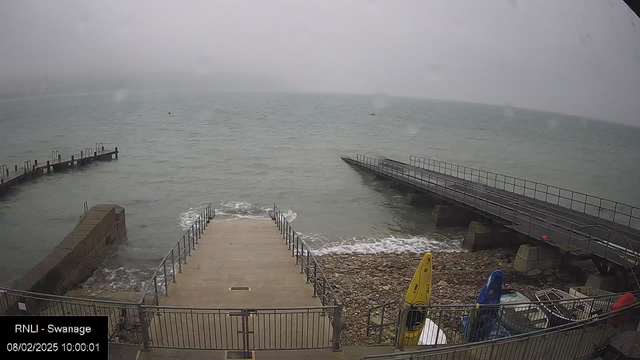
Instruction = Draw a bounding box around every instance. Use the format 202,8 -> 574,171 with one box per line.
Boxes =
353,155 -> 640,270
0,286 -> 143,345
139,204 -> 214,306
409,155 -> 640,231
272,204 -> 343,351
366,290 -> 638,348
363,300 -> 640,360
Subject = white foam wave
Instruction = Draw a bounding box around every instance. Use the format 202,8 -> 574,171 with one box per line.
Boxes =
312,235 -> 465,255
214,201 -> 296,221
179,207 -> 201,230
282,209 -> 297,222
82,266 -> 149,292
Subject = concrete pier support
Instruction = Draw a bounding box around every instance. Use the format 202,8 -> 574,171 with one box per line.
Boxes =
585,274 -> 623,292
431,204 -> 476,227
513,244 -> 561,273
463,221 -> 516,251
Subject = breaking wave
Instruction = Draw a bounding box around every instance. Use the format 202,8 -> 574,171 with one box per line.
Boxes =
301,233 -> 465,255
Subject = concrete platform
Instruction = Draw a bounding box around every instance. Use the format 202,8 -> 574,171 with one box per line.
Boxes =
161,218 -> 321,308
147,219 -> 332,350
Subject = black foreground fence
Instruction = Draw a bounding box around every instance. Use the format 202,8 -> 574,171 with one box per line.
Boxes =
366,290 -> 640,348
363,301 -> 640,360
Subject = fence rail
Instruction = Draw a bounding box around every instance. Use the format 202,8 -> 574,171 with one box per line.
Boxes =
272,204 -> 343,351
409,155 -> 640,231
353,155 -> 640,270
140,204 -> 214,306
363,301 -> 640,360
141,305 -> 337,352
367,290 -> 639,349
0,287 -> 143,345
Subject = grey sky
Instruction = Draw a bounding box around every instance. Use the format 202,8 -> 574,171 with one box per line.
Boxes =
1,0 -> 639,125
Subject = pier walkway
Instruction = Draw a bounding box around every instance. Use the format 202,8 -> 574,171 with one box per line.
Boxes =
138,206 -> 343,356
0,144 -> 118,197
342,155 -> 640,273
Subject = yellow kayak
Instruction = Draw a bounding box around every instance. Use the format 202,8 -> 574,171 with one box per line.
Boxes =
402,253 -> 433,346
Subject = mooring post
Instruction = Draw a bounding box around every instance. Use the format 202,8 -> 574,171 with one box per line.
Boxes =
102,145 -> 105,151
71,156 -> 74,167
115,147 -> 118,159
58,154 -> 61,162
46,160 -> 50,173
14,165 -> 17,171
34,159 -> 37,167
94,151 -> 97,160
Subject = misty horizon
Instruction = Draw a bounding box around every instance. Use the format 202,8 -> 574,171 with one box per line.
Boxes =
1,0 -> 639,125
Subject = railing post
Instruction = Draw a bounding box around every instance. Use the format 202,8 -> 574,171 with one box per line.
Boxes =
188,231 -> 192,256
138,305 -> 150,350
163,259 -> 169,296
178,241 -> 182,273
300,242 -> 305,274
312,262 -> 318,297
153,276 -> 159,306
171,249 -> 176,283
295,236 -> 299,262
332,304 -> 343,351
306,251 -> 310,283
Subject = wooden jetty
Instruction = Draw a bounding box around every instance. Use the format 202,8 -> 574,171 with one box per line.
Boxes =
0,144 -> 118,197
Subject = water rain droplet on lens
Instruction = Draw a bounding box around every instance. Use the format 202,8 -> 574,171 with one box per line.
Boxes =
547,118 -> 559,131
428,64 -> 443,81
113,89 -> 128,102
502,103 -> 514,118
372,93 -> 389,109
192,56 -> 211,76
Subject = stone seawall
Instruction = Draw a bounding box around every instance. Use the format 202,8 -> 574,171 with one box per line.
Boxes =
9,204 -> 126,295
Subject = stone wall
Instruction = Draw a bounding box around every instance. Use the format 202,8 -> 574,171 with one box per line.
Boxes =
10,204 -> 126,295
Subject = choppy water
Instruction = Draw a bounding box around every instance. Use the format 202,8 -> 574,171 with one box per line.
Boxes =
1,90 -> 639,290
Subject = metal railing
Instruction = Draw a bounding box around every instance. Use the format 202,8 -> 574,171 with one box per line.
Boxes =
140,305 -> 337,352
272,204 -> 343,351
140,204 -> 214,306
367,290 -> 638,349
409,155 -> 640,231
353,155 -> 640,270
0,287 -> 144,345
363,300 -> 640,360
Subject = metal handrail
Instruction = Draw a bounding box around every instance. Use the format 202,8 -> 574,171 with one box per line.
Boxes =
272,204 -> 343,351
0,286 -> 139,306
364,300 -> 640,359
353,154 -> 639,268
409,155 -> 640,230
272,204 -> 339,306
139,204 -> 214,306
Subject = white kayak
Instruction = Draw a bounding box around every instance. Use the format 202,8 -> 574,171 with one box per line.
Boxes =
417,318 -> 447,345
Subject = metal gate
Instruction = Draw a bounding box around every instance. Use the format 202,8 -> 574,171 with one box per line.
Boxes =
141,305 -> 340,353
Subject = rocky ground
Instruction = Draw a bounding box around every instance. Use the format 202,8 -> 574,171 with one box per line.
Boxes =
317,248 -> 597,345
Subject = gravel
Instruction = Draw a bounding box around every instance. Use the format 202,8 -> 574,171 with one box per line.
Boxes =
317,248 -> 595,345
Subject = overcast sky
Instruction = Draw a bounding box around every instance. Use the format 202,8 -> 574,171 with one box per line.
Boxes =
1,0 -> 639,125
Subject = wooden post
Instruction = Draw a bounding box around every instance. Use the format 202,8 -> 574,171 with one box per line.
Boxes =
46,160 -> 50,173
115,147 -> 118,159
14,165 -> 17,171
34,159 -> 37,167
94,151 -> 97,160
71,156 -> 74,167
58,154 -> 61,162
